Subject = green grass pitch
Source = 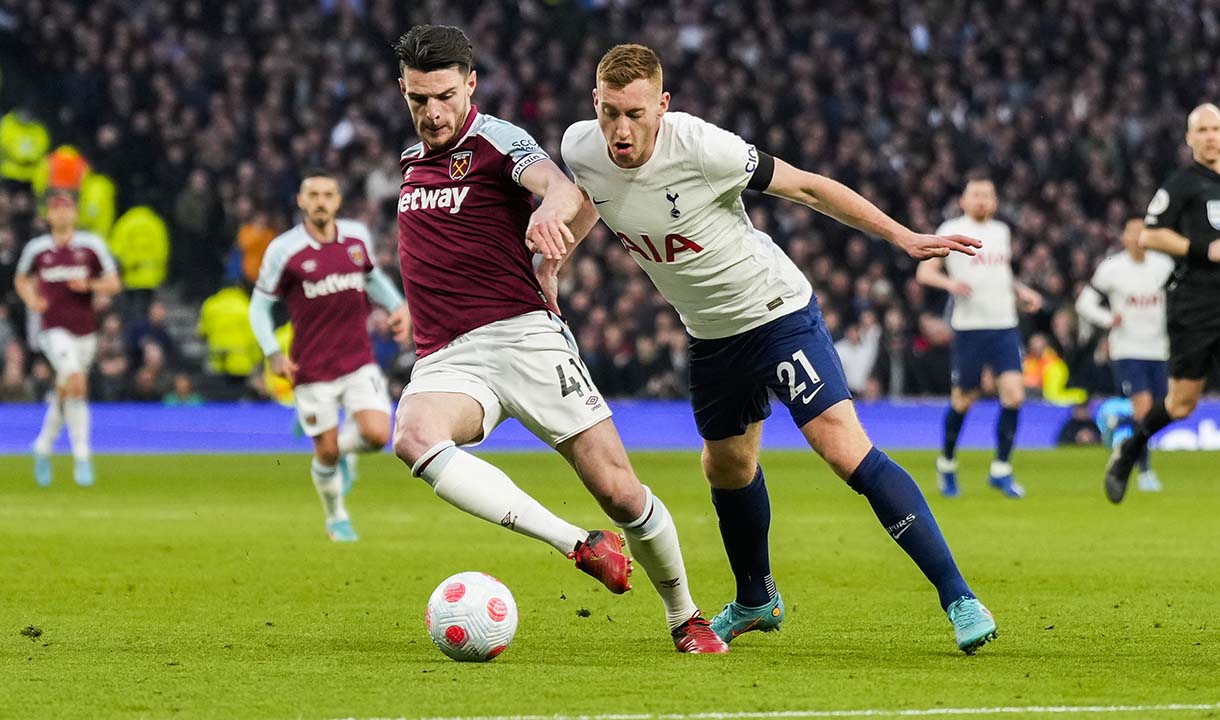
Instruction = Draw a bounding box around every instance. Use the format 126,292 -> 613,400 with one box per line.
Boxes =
2,449 -> 1218,720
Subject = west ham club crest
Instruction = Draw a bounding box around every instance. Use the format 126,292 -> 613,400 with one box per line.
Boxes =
449,151 -> 473,181
346,243 -> 366,267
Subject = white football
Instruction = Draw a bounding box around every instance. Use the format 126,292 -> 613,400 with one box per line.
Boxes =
425,571 -> 518,662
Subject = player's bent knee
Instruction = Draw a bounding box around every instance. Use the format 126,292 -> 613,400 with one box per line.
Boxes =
363,425 -> 392,449
701,451 -> 755,489
63,373 -> 87,398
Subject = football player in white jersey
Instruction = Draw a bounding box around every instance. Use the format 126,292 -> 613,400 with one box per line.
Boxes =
916,179 -> 1043,499
556,44 -> 997,654
1075,216 -> 1174,492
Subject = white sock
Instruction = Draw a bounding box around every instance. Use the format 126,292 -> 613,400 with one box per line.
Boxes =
616,486 -> 698,630
311,458 -> 348,523
34,396 -> 64,455
338,422 -> 378,455
63,398 -> 90,460
414,441 -> 587,555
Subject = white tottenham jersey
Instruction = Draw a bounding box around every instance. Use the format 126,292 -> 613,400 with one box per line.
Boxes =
562,112 -> 811,340
1083,251 -> 1173,361
937,215 -> 1017,330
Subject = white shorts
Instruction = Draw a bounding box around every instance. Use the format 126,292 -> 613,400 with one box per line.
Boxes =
39,328 -> 98,383
294,363 -> 391,437
402,311 -> 612,447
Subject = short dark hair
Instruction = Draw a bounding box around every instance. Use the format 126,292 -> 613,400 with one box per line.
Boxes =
301,168 -> 336,182
394,25 -> 474,75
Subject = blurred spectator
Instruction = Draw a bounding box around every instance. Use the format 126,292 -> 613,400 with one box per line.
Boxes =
108,205 -> 169,318
172,169 -> 225,299
237,205 -> 277,286
0,339 -> 31,401
0,106 -> 48,188
125,300 -> 178,371
163,372 -> 204,406
130,341 -> 171,402
835,322 -> 881,394
91,312 -> 129,401
1057,403 -> 1103,446
197,284 -> 261,383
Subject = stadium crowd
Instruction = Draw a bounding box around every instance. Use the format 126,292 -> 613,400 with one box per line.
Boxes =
2,0 -> 1219,405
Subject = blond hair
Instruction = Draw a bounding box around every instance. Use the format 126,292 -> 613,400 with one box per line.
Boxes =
596,44 -> 663,90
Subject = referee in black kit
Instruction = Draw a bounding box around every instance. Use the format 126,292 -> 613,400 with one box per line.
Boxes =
1105,103 -> 1220,503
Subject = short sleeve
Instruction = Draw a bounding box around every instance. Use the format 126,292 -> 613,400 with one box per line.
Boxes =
479,119 -> 550,186
343,221 -> 377,273
255,240 -> 291,298
1088,259 -> 1113,294
16,241 -> 40,275
698,120 -> 759,198
1144,174 -> 1188,232
82,234 -> 117,276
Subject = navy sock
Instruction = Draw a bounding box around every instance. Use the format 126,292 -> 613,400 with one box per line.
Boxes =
710,466 -> 776,608
942,407 -> 966,460
848,447 -> 973,611
1138,446 -> 1151,472
996,406 -> 1019,463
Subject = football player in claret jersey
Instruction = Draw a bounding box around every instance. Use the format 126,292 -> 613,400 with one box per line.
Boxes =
917,179 -> 1044,499
559,44 -> 996,653
390,25 -> 726,653
1076,216 -> 1174,492
1106,103 -> 1220,503
15,189 -> 121,487
250,171 -> 410,542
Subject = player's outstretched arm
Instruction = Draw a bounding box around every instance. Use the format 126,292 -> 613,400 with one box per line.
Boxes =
1141,226 -> 1220,263
520,160 -> 582,261
763,158 -> 981,260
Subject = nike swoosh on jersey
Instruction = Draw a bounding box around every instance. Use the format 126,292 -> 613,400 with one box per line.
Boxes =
800,384 -> 824,404
592,198 -> 611,205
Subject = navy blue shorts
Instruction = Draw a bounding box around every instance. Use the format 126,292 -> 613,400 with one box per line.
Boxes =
951,328 -> 1023,391
1112,359 -> 1168,397
688,299 -> 853,441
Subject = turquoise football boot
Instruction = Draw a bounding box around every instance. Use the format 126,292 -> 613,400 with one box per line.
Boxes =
947,596 -> 997,654
326,519 -> 358,542
73,458 -> 95,487
34,452 -> 52,488
710,593 -> 785,643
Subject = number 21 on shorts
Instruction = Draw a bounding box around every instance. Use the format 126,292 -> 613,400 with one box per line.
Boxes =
777,349 -> 822,405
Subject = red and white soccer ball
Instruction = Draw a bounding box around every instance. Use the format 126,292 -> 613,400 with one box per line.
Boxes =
424,571 -> 518,662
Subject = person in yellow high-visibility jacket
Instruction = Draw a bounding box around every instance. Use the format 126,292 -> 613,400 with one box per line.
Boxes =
108,206 -> 169,317
0,108 -> 49,187
198,285 -> 261,378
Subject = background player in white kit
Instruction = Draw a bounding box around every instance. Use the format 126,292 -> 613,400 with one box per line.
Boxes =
15,189 -> 122,487
917,179 -> 1044,498
250,172 -> 410,542
560,44 -> 997,654
1076,216 -> 1174,492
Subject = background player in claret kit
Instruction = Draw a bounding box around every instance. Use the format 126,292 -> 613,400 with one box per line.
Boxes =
389,25 -> 726,653
1075,216 -> 1174,492
250,171 -> 410,542
1105,103 -> 1220,503
559,44 -> 996,653
917,179 -> 1044,499
15,189 -> 122,488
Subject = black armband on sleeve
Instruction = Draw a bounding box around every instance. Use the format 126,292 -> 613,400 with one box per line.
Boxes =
746,151 -> 775,192
1188,236 -> 1213,264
